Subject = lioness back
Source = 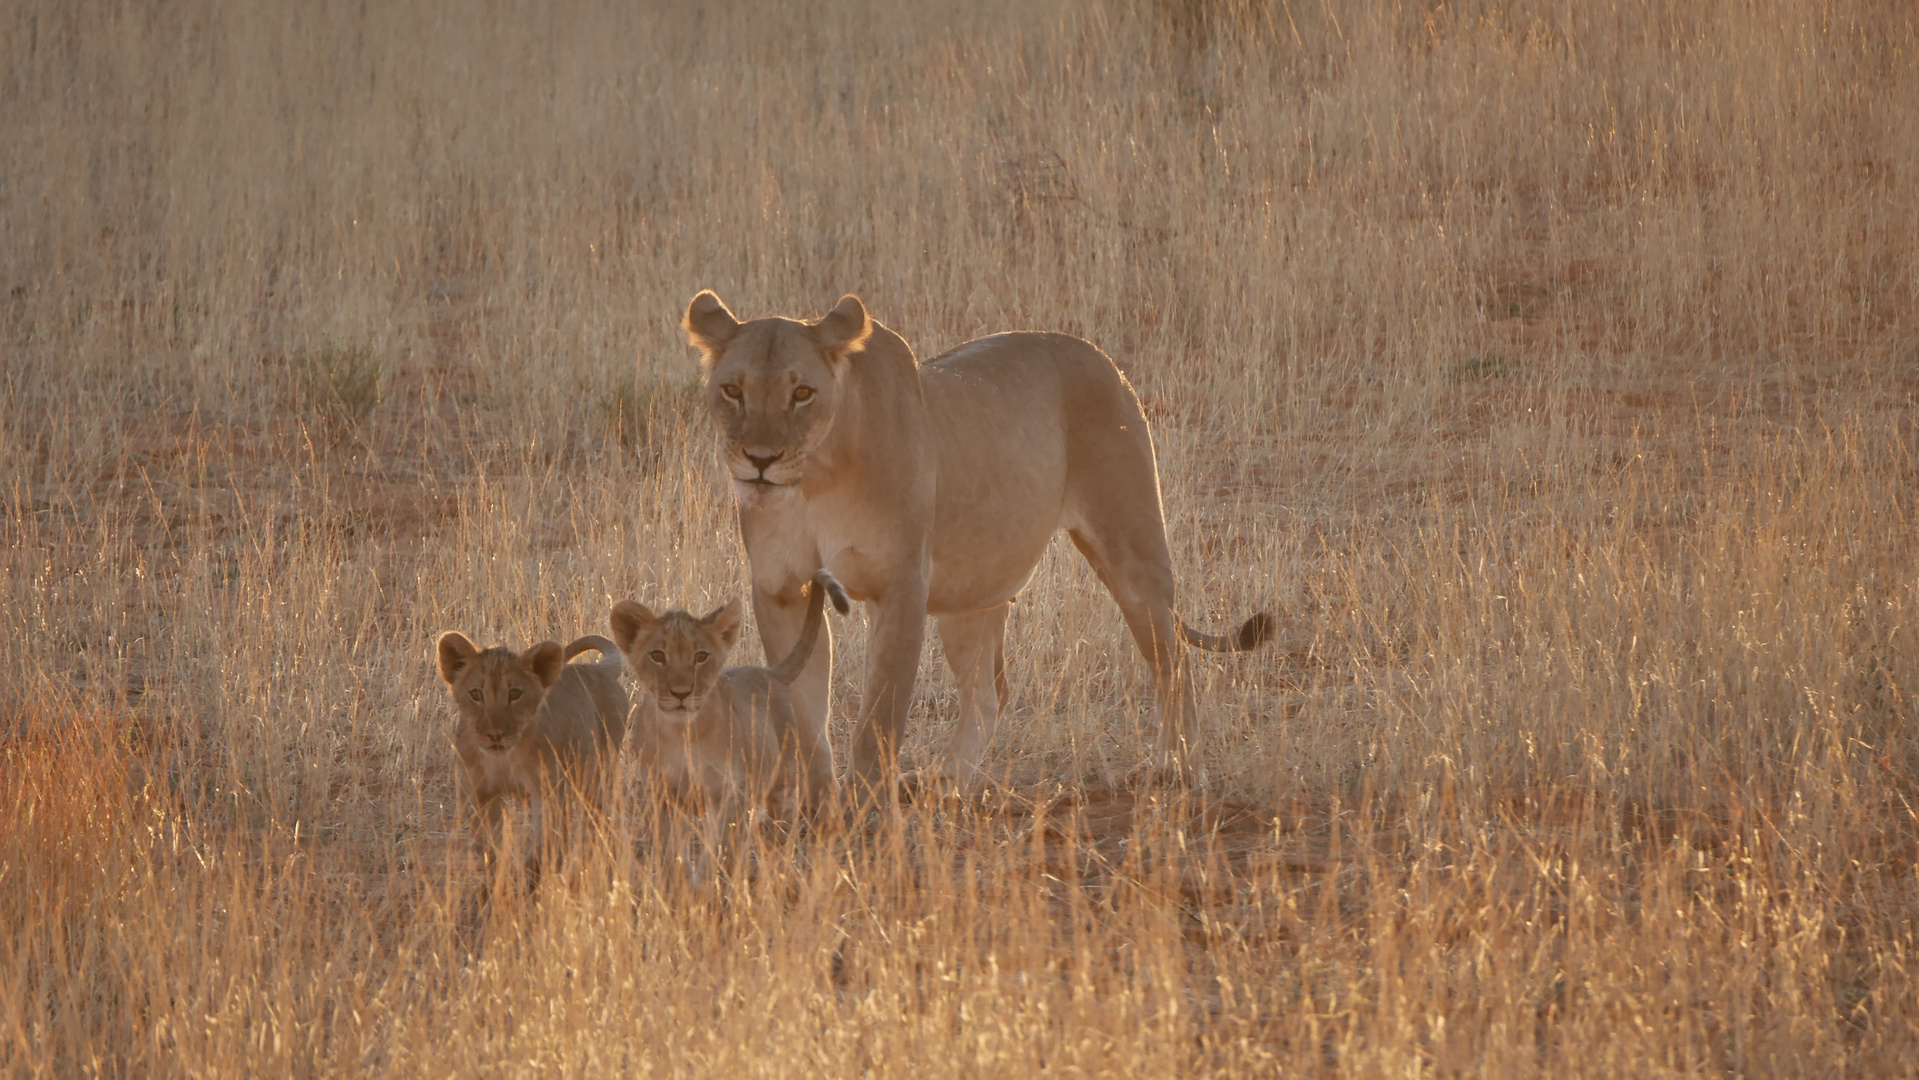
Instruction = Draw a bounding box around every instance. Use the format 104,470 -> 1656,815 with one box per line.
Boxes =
917,333 -> 1145,603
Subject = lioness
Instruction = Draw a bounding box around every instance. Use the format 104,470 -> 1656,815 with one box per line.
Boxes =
681,290 -> 1272,792
611,570 -> 849,878
435,631 -> 628,888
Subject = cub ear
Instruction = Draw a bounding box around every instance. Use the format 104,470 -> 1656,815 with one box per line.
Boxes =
702,599 -> 744,649
524,641 -> 566,689
437,631 -> 479,686
684,290 -> 742,359
609,599 -> 658,654
802,294 -> 872,365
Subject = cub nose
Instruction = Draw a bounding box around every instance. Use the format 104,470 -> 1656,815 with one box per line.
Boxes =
670,689 -> 691,703
744,451 -> 782,472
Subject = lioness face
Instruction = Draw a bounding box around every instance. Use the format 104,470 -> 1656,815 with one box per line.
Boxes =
437,633 -> 566,754
611,599 -> 742,720
683,291 -> 872,491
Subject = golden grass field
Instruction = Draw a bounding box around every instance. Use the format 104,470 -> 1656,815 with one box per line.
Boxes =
5,0 -> 1918,1073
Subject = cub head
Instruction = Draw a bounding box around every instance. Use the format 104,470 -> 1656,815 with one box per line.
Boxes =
610,598 -> 743,720
683,290 -> 872,490
436,632 -> 566,753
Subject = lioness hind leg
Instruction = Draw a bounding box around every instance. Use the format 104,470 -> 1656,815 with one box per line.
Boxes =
1064,526 -> 1200,775
934,601 -> 1012,786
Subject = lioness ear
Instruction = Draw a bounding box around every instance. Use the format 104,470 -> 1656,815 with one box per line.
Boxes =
703,599 -> 744,649
684,290 -> 741,359
524,641 -> 566,689
437,631 -> 479,686
609,600 -> 658,654
803,294 -> 872,365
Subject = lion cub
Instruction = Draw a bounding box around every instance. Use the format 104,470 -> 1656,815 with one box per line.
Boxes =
435,631 -> 629,889
611,570 -> 848,861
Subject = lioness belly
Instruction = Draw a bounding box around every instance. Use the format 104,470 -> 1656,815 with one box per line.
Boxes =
920,339 -> 1075,613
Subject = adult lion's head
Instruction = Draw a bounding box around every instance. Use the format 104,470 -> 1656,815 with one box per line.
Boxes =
683,290 -> 873,491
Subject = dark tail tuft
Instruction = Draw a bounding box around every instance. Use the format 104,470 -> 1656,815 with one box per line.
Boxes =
1176,611 -> 1276,653
817,570 -> 851,615
1235,612 -> 1276,651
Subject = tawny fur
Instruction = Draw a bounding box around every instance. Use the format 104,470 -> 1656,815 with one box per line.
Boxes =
611,570 -> 848,876
435,632 -> 628,887
682,290 -> 1272,791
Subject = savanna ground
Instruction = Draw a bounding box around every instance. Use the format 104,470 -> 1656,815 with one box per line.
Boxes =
5,0 -> 1919,1074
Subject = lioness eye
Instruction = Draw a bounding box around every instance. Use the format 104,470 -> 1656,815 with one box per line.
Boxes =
468,688 -> 482,702
792,386 -> 815,403
694,651 -> 710,663
649,650 -> 666,664
721,384 -> 742,401
508,687 -> 523,701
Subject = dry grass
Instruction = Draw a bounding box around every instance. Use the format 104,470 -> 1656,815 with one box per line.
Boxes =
5,0 -> 1919,1073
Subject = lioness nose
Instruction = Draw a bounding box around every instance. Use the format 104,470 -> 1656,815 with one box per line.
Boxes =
745,451 -> 782,472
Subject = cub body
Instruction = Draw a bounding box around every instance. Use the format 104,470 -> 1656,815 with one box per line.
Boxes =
435,632 -> 628,886
612,570 -> 848,855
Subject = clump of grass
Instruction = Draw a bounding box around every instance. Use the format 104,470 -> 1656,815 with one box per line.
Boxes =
1452,352 -> 1516,380
597,375 -> 703,454
295,343 -> 385,436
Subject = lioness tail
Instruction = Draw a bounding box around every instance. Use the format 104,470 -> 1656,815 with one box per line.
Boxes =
770,570 -> 851,685
562,634 -> 624,672
1176,612 -> 1275,653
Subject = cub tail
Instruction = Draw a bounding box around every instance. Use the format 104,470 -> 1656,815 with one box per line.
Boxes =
770,570 -> 851,685
1175,612 -> 1275,653
562,634 -> 625,672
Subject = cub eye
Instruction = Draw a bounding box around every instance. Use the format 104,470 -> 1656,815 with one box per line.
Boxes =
507,687 -> 523,701
468,688 -> 483,702
649,650 -> 667,664
792,386 -> 815,403
721,384 -> 742,401
694,651 -> 710,663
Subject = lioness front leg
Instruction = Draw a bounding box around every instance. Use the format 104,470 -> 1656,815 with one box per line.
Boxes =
848,581 -> 929,798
